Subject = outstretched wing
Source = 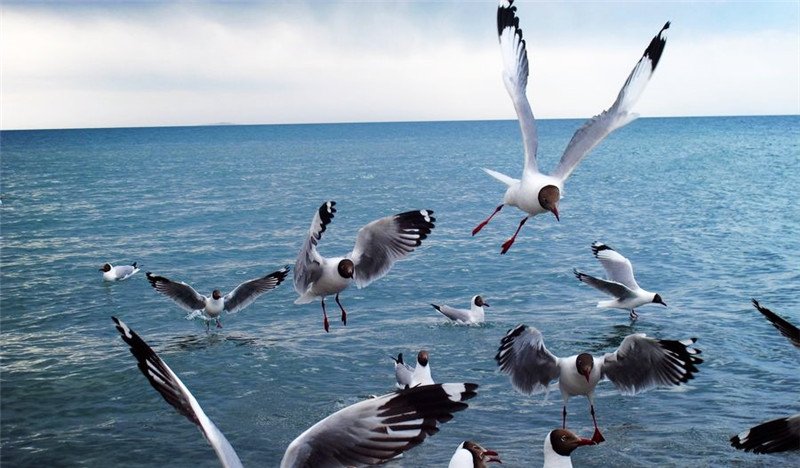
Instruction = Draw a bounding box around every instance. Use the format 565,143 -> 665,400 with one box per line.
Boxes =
280,383 -> 478,468
495,324 -> 560,395
601,333 -> 702,395
147,272 -> 207,312
552,22 -> 670,181
294,201 -> 336,296
752,299 -> 800,349
223,266 -> 289,313
574,269 -> 635,299
112,317 -> 243,468
497,0 -> 538,176
591,242 -> 639,290
731,413 -> 800,454
349,210 -> 435,288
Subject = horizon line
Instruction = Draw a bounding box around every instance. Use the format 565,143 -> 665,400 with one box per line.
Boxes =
1,113 -> 798,133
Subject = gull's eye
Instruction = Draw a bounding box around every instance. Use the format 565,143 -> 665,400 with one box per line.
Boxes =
561,435 -> 567,441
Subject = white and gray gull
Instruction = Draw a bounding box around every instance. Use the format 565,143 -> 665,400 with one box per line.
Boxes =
431,295 -> 490,324
112,316 -> 478,467
294,201 -> 435,332
100,262 -> 140,281
146,266 -> 288,329
473,0 -> 670,253
574,242 -> 666,320
391,350 -> 434,389
496,325 -> 702,443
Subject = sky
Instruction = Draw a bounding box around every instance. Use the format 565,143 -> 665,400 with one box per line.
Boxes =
2,0 -> 799,130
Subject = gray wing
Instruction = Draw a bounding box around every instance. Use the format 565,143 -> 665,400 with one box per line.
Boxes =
223,266 -> 289,313
601,333 -> 702,396
392,354 -> 414,389
112,317 -> 243,468
574,269 -> 635,299
294,201 -> 335,295
591,242 -> 639,290
731,413 -> 800,454
752,299 -> 800,349
350,210 -> 435,289
147,272 -> 207,312
114,264 -> 137,280
497,0 -> 538,176
279,383 -> 478,468
431,304 -> 470,322
495,324 -> 560,395
552,22 -> 670,181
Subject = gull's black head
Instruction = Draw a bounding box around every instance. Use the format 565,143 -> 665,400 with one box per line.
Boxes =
576,353 -> 594,383
653,294 -> 667,306
212,290 -> 222,300
538,185 -> 561,221
549,429 -> 596,456
474,295 -> 489,308
417,350 -> 429,367
100,263 -> 112,272
338,259 -> 354,279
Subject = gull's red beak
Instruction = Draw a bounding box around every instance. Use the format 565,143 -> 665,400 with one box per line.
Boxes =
578,438 -> 597,446
483,449 -> 502,464
551,206 -> 560,222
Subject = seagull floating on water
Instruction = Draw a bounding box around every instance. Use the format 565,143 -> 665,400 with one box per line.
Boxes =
543,429 -> 596,468
729,299 -> 800,454
100,262 -> 140,281
448,440 -> 502,467
112,316 -> 478,468
431,295 -> 490,324
473,0 -> 670,253
496,324 -> 702,443
146,267 -> 288,329
294,201 -> 435,332
574,242 -> 666,320
391,350 -> 434,389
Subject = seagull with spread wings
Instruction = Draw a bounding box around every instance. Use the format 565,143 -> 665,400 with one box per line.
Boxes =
473,0 -> 670,253
496,325 -> 702,443
294,201 -> 435,332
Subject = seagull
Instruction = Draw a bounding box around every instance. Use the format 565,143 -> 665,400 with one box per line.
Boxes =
391,350 -> 434,389
574,242 -> 666,320
751,299 -> 800,348
543,429 -> 596,468
431,295 -> 490,324
730,413 -> 800,454
448,440 -> 502,467
473,0 -> 670,254
100,262 -> 140,281
294,201 -> 435,332
112,317 -> 479,468
729,300 -> 799,454
146,266 -> 289,329
496,324 -> 702,443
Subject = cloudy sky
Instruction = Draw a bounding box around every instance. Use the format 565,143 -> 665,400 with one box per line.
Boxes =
2,1 -> 798,130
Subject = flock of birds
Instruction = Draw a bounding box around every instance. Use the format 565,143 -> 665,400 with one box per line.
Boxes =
102,1 -> 798,466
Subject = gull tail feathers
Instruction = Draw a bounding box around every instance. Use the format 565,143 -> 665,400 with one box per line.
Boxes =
482,168 -> 518,187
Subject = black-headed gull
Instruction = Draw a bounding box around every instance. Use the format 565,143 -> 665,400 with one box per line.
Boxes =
542,429 -> 596,468
146,266 -> 289,329
473,0 -> 670,254
294,201 -> 435,332
574,242 -> 666,320
100,262 -> 140,281
391,350 -> 434,389
751,299 -> 800,348
448,440 -> 502,467
112,317 -> 479,467
729,300 -> 799,454
496,325 -> 702,443
431,295 -> 490,324
730,413 -> 800,454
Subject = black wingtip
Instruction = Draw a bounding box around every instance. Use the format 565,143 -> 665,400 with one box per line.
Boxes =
497,0 -> 523,41
431,303 -> 441,312
643,21 -> 670,72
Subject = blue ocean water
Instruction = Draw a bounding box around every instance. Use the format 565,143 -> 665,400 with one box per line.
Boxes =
1,116 -> 799,467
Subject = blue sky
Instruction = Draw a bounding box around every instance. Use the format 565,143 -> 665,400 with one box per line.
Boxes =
2,1 -> 798,130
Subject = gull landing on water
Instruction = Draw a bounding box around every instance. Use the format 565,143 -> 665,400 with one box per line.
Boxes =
496,325 -> 702,444
112,316 -> 478,468
431,295 -> 490,325
294,201 -> 435,332
574,242 -> 666,321
100,262 -> 140,281
473,0 -> 670,253
146,267 -> 289,330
